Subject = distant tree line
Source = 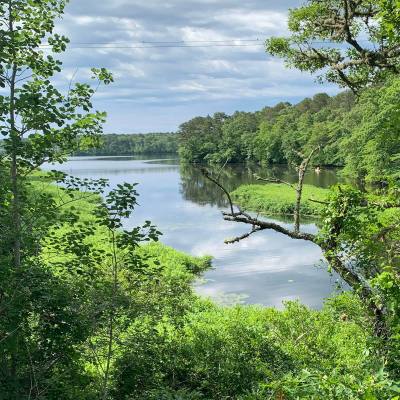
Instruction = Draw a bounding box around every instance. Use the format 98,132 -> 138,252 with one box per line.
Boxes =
74,132 -> 179,156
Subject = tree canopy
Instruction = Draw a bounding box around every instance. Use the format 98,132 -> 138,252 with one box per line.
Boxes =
74,133 -> 179,156
266,0 -> 400,92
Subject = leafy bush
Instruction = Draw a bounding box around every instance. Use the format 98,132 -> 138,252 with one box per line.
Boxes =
113,293 -> 389,400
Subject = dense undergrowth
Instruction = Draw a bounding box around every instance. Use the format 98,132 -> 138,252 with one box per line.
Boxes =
114,293 -> 400,400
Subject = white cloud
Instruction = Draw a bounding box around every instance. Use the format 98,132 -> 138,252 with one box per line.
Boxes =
115,62 -> 146,78
213,10 -> 288,35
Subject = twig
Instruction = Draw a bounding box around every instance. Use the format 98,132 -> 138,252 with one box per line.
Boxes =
224,227 -> 263,244
201,167 -> 236,215
254,174 -> 295,190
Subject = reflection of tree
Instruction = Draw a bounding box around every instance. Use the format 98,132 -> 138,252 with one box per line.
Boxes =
179,163 -> 258,207
179,163 -> 343,208
261,165 -> 342,188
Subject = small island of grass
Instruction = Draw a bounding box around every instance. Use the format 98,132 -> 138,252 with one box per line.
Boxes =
231,183 -> 329,217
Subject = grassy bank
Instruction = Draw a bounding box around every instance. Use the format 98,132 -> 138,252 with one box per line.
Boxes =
231,183 -> 329,217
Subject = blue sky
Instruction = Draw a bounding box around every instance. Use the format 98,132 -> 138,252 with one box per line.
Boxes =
53,0 -> 340,133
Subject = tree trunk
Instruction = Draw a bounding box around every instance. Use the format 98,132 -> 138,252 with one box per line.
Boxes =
8,1 -> 21,270
101,230 -> 118,400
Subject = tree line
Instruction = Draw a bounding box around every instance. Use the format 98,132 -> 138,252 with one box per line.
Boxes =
74,132 -> 179,156
80,79 -> 399,187
178,81 -> 400,184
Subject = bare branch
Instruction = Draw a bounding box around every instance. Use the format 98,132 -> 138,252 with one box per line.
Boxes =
216,157 -> 230,180
222,211 -> 316,242
254,174 -> 295,190
201,167 -> 235,215
224,227 -> 263,244
293,145 -> 321,233
309,198 -> 329,205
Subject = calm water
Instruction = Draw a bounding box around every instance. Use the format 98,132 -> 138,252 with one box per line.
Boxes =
43,156 -> 345,308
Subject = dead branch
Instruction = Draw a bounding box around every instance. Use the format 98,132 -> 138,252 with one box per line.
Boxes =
224,227 -> 263,244
199,149 -> 386,326
309,198 -> 329,205
254,174 -> 295,190
222,211 -> 316,242
201,167 -> 235,215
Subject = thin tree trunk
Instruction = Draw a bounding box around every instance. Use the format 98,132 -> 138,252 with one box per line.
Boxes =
294,148 -> 316,233
101,230 -> 118,400
11,139 -> 21,269
8,2 -> 22,397
101,312 -> 114,400
8,0 -> 21,270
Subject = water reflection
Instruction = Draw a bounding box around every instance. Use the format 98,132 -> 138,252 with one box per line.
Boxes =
179,162 -> 343,209
43,157 -> 346,309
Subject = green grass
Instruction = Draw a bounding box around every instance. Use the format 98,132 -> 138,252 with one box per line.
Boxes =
231,183 -> 329,217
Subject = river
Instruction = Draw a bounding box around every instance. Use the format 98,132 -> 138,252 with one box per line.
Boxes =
43,156 -> 346,308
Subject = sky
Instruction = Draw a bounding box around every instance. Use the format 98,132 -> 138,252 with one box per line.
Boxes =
53,0 -> 340,133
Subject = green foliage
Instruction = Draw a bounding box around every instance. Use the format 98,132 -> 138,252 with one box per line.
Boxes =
74,132 -> 179,156
218,112 -> 259,162
265,0 -> 400,92
373,268 -> 400,373
113,294 -> 393,400
258,368 -> 400,400
231,184 -> 328,216
318,184 -> 400,373
379,0 -> 400,42
178,113 -> 228,163
318,185 -> 398,276
144,388 -> 205,400
340,77 -> 400,182
178,91 -> 355,169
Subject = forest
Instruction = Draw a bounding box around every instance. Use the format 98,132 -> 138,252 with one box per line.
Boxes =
74,133 -> 178,156
178,84 -> 399,184
0,0 -> 400,400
